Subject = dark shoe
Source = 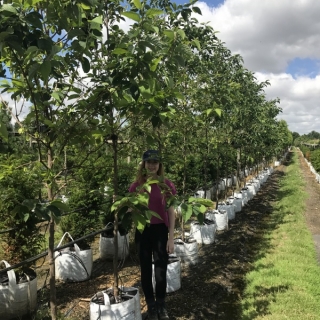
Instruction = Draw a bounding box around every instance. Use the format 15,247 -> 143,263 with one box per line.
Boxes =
147,305 -> 158,320
158,305 -> 170,320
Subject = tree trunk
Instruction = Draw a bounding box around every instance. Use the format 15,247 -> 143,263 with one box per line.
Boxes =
47,146 -> 57,320
112,133 -> 119,299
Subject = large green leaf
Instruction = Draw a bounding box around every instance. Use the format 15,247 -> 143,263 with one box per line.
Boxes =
81,57 -> 90,73
121,11 -> 141,22
40,60 -> 51,82
50,200 -> 69,212
192,6 -> 202,15
0,4 -> 17,15
180,203 -> 193,222
132,212 -> 147,233
146,9 -> 164,17
112,48 -> 128,55
133,0 -> 142,9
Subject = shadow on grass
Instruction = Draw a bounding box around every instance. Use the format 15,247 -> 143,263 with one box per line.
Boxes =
241,284 -> 289,320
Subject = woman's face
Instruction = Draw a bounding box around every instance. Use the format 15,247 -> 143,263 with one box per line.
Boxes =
145,160 -> 160,174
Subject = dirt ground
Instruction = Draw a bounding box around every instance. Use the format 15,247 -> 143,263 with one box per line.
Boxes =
34,150 -> 320,320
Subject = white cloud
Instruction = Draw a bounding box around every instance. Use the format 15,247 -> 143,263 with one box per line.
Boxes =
194,0 -> 320,134
256,72 -> 320,134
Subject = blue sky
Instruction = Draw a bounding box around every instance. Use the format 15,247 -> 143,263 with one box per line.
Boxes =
171,0 -> 320,134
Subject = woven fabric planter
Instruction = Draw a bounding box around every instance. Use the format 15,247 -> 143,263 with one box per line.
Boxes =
55,232 -> 93,282
246,184 -> 256,197
99,228 -> 129,261
152,255 -> 181,293
190,221 -> 216,244
90,287 -> 141,320
174,239 -> 198,265
213,210 -> 228,231
218,204 -> 235,220
228,197 -> 242,213
0,260 -> 37,320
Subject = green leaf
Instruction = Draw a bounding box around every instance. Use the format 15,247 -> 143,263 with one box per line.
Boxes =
136,193 -> 149,207
163,30 -> 174,40
146,210 -> 162,220
21,199 -> 38,210
68,28 -> 86,39
0,123 -> 8,141
23,213 -> 30,222
191,39 -> 201,51
180,203 -> 193,222
40,61 -> 51,82
112,48 -> 128,55
0,4 -> 17,15
196,204 -> 207,213
51,91 -> 61,102
146,9 -> 164,17
38,38 -> 52,53
173,55 -> 184,66
214,108 -> 222,117
150,57 -> 162,72
81,3 -> 91,9
192,6 -> 202,15
121,11 -> 141,22
197,212 -> 204,224
133,0 -> 142,9
28,62 -> 40,79
132,212 -> 147,233
47,204 -> 62,216
25,11 -> 43,29
91,16 -> 102,24
91,16 -> 103,30
176,29 -> 186,39
81,57 -> 90,73
50,200 -> 69,212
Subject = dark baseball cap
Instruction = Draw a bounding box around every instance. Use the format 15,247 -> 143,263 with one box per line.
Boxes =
142,150 -> 161,162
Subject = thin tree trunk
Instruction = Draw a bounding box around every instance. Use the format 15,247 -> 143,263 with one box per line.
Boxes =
215,155 -> 220,210
47,146 -> 57,320
112,133 -> 119,299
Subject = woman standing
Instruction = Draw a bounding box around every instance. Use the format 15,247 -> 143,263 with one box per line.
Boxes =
129,150 -> 176,320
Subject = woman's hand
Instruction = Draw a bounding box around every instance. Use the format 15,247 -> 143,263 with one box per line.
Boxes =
167,238 -> 174,254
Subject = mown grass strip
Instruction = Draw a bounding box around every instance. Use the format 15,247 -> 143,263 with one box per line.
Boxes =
241,151 -> 320,320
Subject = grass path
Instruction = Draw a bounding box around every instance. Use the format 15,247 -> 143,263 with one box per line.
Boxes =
240,150 -> 320,320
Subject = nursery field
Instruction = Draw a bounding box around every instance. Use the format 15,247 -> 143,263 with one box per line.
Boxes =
32,150 -> 320,320
28,150 -> 320,320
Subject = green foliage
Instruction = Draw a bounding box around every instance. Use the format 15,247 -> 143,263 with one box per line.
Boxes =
310,149 -> 320,172
179,197 -> 214,225
0,155 -> 43,263
300,145 -> 310,158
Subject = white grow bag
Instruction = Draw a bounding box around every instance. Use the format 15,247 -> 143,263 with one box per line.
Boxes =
174,238 -> 198,265
235,191 -> 248,206
246,184 -> 256,197
55,232 -> 93,282
90,287 -> 142,320
190,221 -> 216,244
0,260 -> 37,320
152,255 -> 181,293
195,190 -> 205,198
213,210 -> 228,231
218,204 -> 235,220
228,197 -> 242,213
100,228 -> 129,261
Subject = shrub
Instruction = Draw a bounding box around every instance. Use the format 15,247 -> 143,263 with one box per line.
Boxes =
0,155 -> 43,264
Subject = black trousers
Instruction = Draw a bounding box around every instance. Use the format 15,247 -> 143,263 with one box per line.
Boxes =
135,223 -> 168,305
